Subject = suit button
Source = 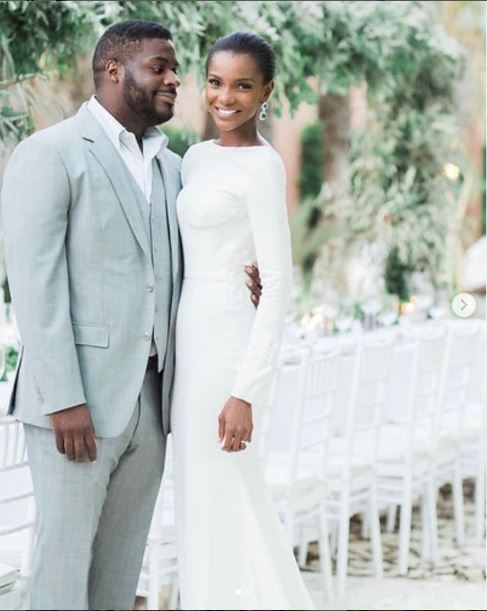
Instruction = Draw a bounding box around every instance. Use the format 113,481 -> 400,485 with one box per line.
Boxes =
144,332 -> 151,341
147,285 -> 155,292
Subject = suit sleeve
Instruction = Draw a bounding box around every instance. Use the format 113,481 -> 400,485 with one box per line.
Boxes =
1,137 -> 87,414
231,154 -> 292,405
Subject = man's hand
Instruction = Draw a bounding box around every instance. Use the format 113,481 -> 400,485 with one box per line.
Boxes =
244,263 -> 262,308
50,404 -> 97,463
218,396 -> 253,452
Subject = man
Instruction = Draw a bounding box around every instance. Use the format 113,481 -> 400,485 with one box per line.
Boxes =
1,20 -> 260,610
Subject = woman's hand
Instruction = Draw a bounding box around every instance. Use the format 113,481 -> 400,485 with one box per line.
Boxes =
218,396 -> 253,452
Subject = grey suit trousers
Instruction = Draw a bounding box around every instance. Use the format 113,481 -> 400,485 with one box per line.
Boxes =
24,368 -> 167,610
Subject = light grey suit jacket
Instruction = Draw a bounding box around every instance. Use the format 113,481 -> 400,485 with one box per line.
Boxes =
1,105 -> 182,436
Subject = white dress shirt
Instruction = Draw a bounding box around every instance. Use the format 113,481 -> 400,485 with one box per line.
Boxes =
87,95 -> 168,203
87,96 -> 168,357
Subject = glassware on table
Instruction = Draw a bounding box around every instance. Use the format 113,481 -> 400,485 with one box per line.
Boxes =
361,297 -> 382,331
335,300 -> 355,334
320,287 -> 339,336
428,287 -> 450,320
377,293 -> 400,328
410,271 -> 435,320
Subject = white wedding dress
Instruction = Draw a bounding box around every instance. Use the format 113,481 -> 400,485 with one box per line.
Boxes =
171,139 -> 315,610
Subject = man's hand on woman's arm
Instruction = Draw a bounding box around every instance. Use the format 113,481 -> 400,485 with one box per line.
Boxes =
244,263 -> 262,307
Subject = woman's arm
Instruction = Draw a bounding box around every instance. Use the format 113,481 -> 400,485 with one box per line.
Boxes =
217,153 -> 292,452
232,153 -> 292,404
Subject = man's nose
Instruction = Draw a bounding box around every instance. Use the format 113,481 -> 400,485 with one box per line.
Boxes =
164,70 -> 181,88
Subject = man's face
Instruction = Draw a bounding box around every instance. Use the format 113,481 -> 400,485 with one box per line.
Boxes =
121,38 -> 181,126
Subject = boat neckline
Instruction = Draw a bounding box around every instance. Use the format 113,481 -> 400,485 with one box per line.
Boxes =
210,139 -> 271,150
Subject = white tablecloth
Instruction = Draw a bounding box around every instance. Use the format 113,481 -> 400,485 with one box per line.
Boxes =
268,319 -> 485,451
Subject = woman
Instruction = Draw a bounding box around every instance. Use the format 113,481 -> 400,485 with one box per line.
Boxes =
171,32 -> 315,610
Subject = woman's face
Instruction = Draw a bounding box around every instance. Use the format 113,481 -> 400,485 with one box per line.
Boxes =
205,50 -> 273,134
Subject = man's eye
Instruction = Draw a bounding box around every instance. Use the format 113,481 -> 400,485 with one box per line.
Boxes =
152,67 -> 163,74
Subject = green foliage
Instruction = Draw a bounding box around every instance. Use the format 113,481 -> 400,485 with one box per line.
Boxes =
384,247 -> 413,302
0,0 -> 109,150
0,344 -> 18,381
0,101 -> 34,146
163,125 -> 198,158
0,0 -> 102,75
4,344 -> 17,371
303,1 -> 465,299
2,277 -> 10,303
2,0 -> 397,142
324,102 -> 461,299
289,194 -> 340,276
299,122 -> 325,200
0,1 -> 465,140
0,0 -> 470,303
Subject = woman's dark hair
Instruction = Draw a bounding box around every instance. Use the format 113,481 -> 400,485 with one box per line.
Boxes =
206,31 -> 275,84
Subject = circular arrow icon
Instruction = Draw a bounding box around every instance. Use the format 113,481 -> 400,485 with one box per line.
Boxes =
451,292 -> 477,318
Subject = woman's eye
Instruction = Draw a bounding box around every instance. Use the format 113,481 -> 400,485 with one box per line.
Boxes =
238,84 -> 251,90
208,79 -> 220,86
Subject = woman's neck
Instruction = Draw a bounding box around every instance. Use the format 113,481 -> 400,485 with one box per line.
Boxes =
216,123 -> 262,147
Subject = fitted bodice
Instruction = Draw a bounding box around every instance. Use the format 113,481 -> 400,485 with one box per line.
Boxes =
177,141 -> 273,281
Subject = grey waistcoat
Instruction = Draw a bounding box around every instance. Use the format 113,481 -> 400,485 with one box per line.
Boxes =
129,157 -> 172,372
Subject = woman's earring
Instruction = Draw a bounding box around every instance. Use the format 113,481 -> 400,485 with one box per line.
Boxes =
259,101 -> 269,121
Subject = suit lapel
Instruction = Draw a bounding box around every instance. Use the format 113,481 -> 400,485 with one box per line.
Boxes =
76,105 -> 151,260
157,155 -> 181,282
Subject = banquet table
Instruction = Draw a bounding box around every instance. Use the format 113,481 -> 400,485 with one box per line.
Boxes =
267,319 -> 486,452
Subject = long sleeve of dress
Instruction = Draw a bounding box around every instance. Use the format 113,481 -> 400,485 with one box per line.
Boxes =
231,155 -> 293,405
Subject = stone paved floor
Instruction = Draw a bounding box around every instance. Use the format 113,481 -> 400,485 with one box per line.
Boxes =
302,482 -> 486,609
141,482 -> 486,610
303,572 -> 487,610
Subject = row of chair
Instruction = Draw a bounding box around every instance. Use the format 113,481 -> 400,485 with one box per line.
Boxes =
262,319 -> 485,599
0,319 -> 484,608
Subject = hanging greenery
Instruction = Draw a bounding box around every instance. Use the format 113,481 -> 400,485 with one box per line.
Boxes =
0,0 -> 470,302
0,0 -> 114,150
299,122 -> 325,200
300,1 -> 465,301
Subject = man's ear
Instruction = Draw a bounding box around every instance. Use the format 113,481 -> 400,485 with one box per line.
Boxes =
105,59 -> 123,84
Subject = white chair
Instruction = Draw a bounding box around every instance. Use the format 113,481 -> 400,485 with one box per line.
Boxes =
460,399 -> 486,543
0,416 -> 35,610
458,322 -> 486,544
379,320 -> 484,573
376,328 -> 447,574
436,320 -> 485,546
324,337 -> 390,597
137,440 -> 178,611
265,350 -> 339,600
457,323 -> 486,545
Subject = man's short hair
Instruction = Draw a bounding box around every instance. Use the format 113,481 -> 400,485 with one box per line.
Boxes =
92,20 -> 172,86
